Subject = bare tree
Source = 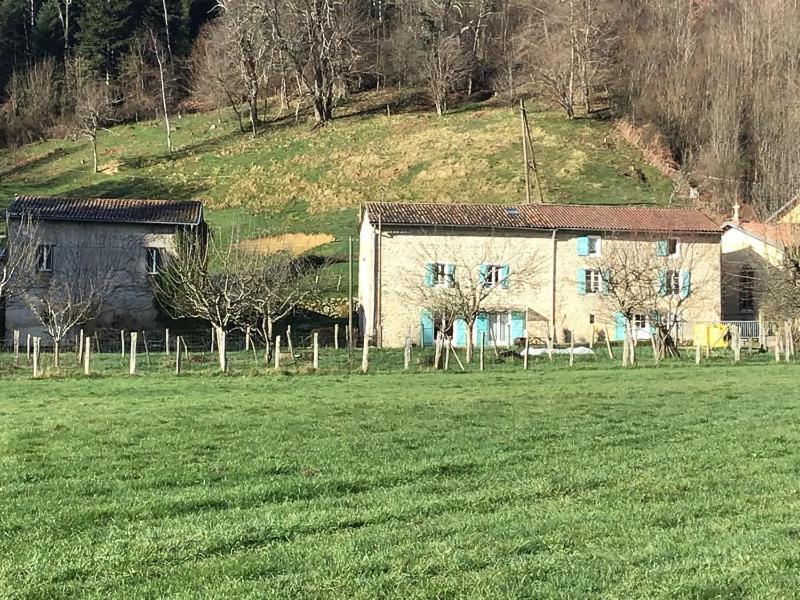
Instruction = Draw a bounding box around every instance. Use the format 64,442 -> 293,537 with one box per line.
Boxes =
265,0 -> 362,125
0,217 -> 40,300
150,29 -> 174,153
151,228 -> 269,371
70,57 -> 114,173
424,34 -> 469,116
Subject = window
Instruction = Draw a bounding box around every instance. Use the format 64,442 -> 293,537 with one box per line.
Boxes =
667,238 -> 679,257
37,245 -> 53,272
433,262 -> 447,286
425,262 -> 454,287
739,268 -> 755,312
665,270 -> 681,295
633,314 -> 647,330
146,247 -> 163,275
488,312 -> 509,345
585,269 -> 603,294
587,236 -> 601,256
484,264 -> 504,288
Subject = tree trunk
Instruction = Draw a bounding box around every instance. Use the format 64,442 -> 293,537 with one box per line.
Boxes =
248,88 -> 258,137
91,134 -> 98,173
216,326 -> 227,372
53,339 -> 60,367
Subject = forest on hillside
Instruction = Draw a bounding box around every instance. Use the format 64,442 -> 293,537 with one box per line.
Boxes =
2,0 -> 799,218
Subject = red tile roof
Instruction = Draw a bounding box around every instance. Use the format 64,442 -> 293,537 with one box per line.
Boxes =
7,195 -> 203,226
738,222 -> 800,247
365,202 -> 721,234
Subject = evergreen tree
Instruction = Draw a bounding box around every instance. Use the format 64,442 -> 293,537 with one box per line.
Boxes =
76,0 -> 136,78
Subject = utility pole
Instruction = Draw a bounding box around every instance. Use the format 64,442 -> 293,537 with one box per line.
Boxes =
520,99 -> 545,204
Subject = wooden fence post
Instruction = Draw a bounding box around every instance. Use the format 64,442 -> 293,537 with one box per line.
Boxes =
120,330 -> 125,357
523,331 -> 529,371
32,337 -> 40,378
274,335 -> 281,369
129,332 -> 138,375
13,330 -> 19,365
361,335 -> 370,373
287,326 -> 294,357
404,337 -> 411,370
77,329 -> 84,362
313,332 -> 319,370
695,343 -> 701,365
165,329 -> 170,356
26,333 -> 31,360
434,332 -> 443,370
245,327 -> 250,352
84,336 -> 91,375
480,332 -> 485,371
785,321 -> 792,362
334,324 -> 340,350
569,334 -> 575,367
210,328 -> 215,353
175,336 -> 183,374
590,327 -> 595,350
444,337 -> 451,371
603,327 -> 614,360
776,333 -> 782,363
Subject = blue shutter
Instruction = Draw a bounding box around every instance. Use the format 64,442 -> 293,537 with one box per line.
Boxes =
479,264 -> 488,287
510,311 -> 525,341
656,240 -> 668,256
475,313 -> 489,344
424,263 -> 434,287
501,265 -> 510,289
446,263 -> 455,287
577,236 -> 589,256
454,319 -> 467,347
657,270 -> 667,296
420,311 -> 434,346
576,268 -> 587,295
680,271 -> 691,299
613,312 -> 627,341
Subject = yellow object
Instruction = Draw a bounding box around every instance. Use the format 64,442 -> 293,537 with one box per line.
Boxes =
692,324 -> 728,349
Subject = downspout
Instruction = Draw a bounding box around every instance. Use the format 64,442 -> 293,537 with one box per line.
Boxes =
376,214 -> 382,347
551,229 -> 557,343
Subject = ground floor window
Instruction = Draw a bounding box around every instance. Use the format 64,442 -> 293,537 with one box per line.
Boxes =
488,312 -> 509,345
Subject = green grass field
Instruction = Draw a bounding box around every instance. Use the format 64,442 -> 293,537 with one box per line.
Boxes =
0,92 -> 675,256
2,355 -> 800,599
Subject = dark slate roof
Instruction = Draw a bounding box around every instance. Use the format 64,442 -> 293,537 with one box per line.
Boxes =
6,195 -> 203,226
365,202 -> 721,234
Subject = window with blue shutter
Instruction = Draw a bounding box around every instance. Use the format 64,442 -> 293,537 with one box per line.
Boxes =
479,264 -> 488,287
500,265 -> 510,289
613,312 -> 627,341
577,236 -> 589,256
657,270 -> 667,296
656,240 -> 668,257
576,268 -> 587,295
510,311 -> 526,341
424,263 -> 434,287
420,311 -> 434,346
680,271 -> 691,299
454,319 -> 468,347
601,268 -> 611,295
474,313 -> 489,344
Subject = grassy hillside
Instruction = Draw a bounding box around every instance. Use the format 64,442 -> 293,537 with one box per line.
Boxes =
0,92 -> 675,257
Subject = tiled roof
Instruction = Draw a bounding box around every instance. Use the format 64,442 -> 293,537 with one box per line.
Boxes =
737,222 -> 800,248
7,195 -> 203,226
365,202 -> 721,234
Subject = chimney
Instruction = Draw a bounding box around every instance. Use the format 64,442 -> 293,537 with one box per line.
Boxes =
732,201 -> 741,225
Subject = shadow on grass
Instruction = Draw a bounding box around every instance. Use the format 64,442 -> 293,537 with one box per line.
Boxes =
61,176 -> 208,201
0,145 -> 81,179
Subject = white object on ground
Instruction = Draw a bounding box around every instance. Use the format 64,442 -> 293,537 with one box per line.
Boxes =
522,347 -> 595,357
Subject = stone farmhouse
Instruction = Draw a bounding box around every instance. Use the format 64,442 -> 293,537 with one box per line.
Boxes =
359,202 -> 722,347
3,195 -> 204,339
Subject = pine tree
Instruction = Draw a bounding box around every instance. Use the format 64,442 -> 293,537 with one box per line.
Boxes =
76,0 -> 136,78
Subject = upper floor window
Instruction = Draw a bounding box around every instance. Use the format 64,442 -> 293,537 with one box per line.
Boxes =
585,269 -> 604,294
665,269 -> 681,295
657,238 -> 680,257
37,245 -> 53,272
482,264 -> 509,289
577,235 -> 601,257
146,247 -> 163,275
425,262 -> 454,288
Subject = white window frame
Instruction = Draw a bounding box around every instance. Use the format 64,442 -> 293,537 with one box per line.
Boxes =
633,314 -> 647,330
666,269 -> 681,296
587,235 -> 602,257
484,264 -> 503,288
487,312 -> 510,345
37,244 -> 53,272
585,269 -> 603,294
146,247 -> 163,275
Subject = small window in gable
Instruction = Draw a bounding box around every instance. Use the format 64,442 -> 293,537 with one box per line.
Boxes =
37,245 -> 53,272
146,247 -> 163,275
